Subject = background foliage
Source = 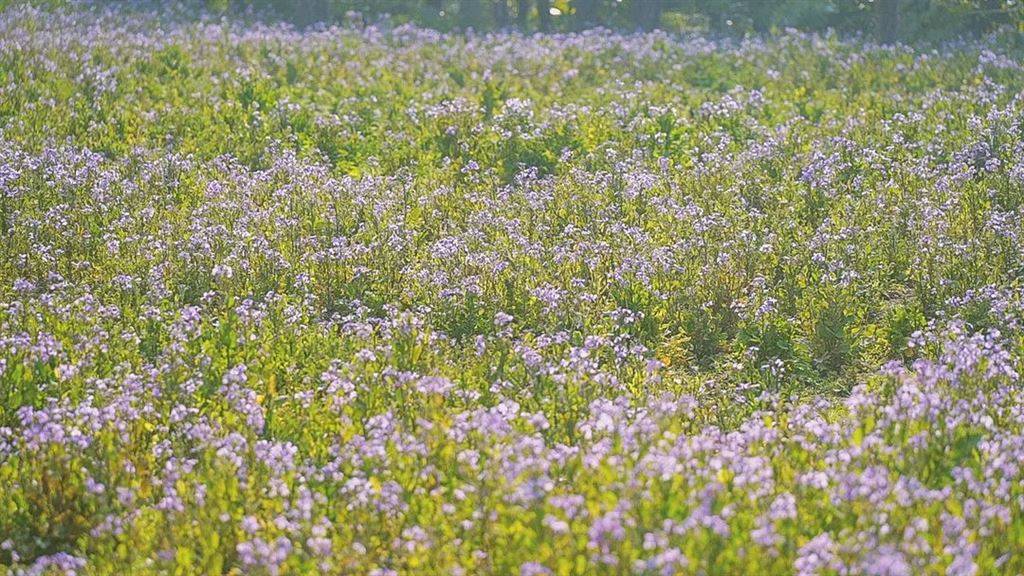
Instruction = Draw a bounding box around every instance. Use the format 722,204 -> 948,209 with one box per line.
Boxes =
191,0 -> 1024,41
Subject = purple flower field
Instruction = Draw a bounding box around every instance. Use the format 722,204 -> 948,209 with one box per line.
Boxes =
1,3 -> 1024,575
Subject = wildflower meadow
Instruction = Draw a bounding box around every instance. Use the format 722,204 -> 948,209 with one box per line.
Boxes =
2,2 -> 1024,574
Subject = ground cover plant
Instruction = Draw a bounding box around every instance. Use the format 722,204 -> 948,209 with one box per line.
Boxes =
2,2 -> 1024,574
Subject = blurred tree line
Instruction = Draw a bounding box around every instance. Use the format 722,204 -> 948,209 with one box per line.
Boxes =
207,0 -> 1023,41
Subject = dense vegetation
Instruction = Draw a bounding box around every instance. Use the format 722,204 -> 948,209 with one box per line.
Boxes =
210,0 -> 1024,42
2,2 -> 1024,575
